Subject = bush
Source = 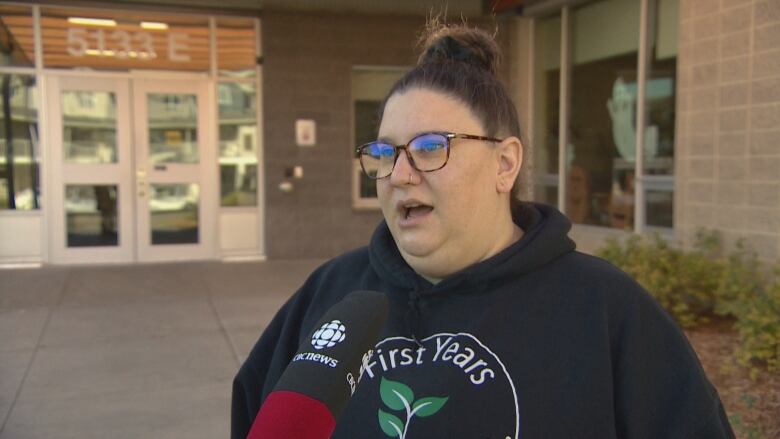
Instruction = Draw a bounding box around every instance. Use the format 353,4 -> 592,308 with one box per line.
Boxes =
597,231 -> 780,377
734,267 -> 780,377
597,233 -> 717,328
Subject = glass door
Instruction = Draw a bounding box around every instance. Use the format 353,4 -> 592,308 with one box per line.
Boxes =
133,79 -> 216,262
48,76 -> 134,263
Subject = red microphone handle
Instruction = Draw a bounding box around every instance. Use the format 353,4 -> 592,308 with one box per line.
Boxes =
246,390 -> 336,439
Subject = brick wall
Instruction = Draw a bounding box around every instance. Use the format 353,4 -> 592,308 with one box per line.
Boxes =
676,0 -> 780,263
262,10 -> 514,258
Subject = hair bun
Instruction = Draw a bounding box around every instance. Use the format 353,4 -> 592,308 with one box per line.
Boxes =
418,23 -> 500,76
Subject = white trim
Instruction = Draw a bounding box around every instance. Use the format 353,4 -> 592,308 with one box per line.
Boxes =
349,66 -> 408,210
557,6 -> 570,214
527,17 -> 536,192
34,6 -> 50,261
41,69 -> 209,80
221,253 -> 267,262
19,1 -> 258,21
0,210 -> 41,218
47,76 -> 135,264
352,160 -> 381,210
33,5 -> 43,70
643,176 -> 674,191
0,261 -> 43,269
254,17 -> 266,257
634,0 -> 651,234
0,67 -> 36,75
352,65 -> 409,72
213,77 -> 257,84
133,78 -> 216,262
209,17 -> 218,78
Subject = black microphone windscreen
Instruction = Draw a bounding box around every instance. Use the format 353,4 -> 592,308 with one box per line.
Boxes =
272,290 -> 389,419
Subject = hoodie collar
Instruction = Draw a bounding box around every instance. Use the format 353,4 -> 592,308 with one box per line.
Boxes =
368,202 -> 576,295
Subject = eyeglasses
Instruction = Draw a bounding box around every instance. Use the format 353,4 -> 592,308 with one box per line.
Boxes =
355,131 -> 503,180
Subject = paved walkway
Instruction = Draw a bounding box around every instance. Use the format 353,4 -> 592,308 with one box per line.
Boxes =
0,259 -> 325,439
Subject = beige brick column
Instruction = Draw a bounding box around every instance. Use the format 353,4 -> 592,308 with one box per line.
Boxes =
676,0 -> 780,263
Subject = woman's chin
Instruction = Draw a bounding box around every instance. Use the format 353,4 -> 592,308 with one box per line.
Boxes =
398,242 -> 453,277
396,235 -> 437,258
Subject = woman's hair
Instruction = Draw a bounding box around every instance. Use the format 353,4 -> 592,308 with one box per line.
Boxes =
380,18 -> 524,201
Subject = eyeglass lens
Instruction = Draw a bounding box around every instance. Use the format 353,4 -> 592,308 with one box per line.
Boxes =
359,133 -> 449,179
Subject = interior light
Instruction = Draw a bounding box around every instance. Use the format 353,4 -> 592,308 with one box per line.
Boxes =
67,17 -> 117,27
140,21 -> 168,30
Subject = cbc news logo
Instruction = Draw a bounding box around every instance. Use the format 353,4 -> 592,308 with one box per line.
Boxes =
311,319 -> 346,350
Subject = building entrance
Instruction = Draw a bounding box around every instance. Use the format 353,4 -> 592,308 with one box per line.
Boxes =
48,75 -> 216,263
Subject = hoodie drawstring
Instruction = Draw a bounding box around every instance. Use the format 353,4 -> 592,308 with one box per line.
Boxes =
405,289 -> 423,348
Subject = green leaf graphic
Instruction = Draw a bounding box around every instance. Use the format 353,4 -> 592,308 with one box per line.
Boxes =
378,408 -> 404,437
412,396 -> 449,417
380,377 -> 414,411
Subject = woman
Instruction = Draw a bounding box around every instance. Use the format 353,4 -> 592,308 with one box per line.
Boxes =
232,22 -> 734,439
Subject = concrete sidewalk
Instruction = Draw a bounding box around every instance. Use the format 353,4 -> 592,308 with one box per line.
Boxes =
0,259 -> 325,439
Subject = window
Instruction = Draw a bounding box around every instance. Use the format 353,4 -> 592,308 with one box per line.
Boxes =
217,18 -> 257,79
533,14 -> 562,208
40,7 -> 210,72
532,0 -> 677,231
216,17 -> 259,208
218,82 -> 257,206
0,74 -> 39,210
351,67 -> 407,209
644,0 -> 677,229
0,5 -> 35,68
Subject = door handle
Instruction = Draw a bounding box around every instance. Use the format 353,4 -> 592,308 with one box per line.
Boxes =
137,170 -> 146,197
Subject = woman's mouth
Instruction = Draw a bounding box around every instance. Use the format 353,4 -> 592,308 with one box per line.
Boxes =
398,201 -> 434,226
404,204 -> 434,219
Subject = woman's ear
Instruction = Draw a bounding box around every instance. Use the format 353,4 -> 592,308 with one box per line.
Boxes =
496,136 -> 523,194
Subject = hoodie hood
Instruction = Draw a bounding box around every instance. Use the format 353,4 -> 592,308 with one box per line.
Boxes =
368,202 -> 576,343
368,202 -> 576,294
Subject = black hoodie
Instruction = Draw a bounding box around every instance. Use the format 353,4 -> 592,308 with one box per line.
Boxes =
232,203 -> 735,439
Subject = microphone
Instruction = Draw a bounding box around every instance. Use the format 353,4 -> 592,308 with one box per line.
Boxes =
246,290 -> 389,439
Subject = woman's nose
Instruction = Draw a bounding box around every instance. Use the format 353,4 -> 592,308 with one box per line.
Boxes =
388,148 -> 418,186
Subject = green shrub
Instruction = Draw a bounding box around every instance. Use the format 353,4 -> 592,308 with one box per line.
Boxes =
714,240 -> 766,318
597,233 -> 717,328
598,231 -> 780,377
733,267 -> 780,377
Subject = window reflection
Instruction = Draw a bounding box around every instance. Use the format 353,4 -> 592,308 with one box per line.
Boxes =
62,91 -> 118,163
566,0 -> 641,229
217,18 -> 256,78
41,7 -> 209,72
354,100 -> 380,199
66,184 -> 118,247
533,14 -> 561,207
219,82 -> 257,206
352,68 -> 407,206
0,74 -> 39,210
645,0 -> 677,228
147,93 -> 198,164
150,183 -> 199,245
0,5 -> 35,67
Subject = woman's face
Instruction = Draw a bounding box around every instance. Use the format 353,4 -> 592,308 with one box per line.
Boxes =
377,88 -> 517,281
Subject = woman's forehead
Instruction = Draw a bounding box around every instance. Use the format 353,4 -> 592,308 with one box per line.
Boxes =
378,88 -> 483,142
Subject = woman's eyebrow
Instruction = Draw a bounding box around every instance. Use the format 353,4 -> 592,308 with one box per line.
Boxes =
377,131 -> 444,145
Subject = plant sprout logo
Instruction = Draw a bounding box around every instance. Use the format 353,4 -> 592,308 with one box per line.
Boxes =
377,377 -> 448,439
311,319 -> 346,350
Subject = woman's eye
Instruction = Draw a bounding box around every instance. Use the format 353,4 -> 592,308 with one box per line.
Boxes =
368,144 -> 395,158
418,142 -> 444,152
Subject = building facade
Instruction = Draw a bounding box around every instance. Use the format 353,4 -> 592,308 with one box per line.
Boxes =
0,0 -> 777,266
